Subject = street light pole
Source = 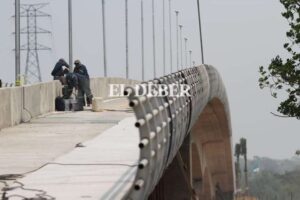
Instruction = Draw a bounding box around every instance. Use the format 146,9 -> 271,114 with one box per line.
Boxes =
175,11 -> 179,71
179,25 -> 183,69
125,0 -> 129,79
68,0 -> 73,71
102,0 -> 107,77
168,0 -> 173,73
152,0 -> 156,77
197,0 -> 205,64
184,37 -> 188,67
162,0 -> 166,75
189,50 -> 192,68
15,0 -> 21,86
141,0 -> 145,81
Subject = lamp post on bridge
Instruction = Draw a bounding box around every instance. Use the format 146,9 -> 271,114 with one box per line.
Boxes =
197,0 -> 205,64
179,24 -> 183,69
141,0 -> 145,81
15,0 -> 21,86
68,0 -> 73,71
175,11 -> 179,71
189,50 -> 192,68
101,0 -> 107,77
152,0 -> 156,77
168,0 -> 173,73
125,0 -> 129,79
162,0 -> 166,75
184,37 -> 188,67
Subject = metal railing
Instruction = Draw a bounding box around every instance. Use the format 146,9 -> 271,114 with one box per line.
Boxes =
123,65 -> 214,199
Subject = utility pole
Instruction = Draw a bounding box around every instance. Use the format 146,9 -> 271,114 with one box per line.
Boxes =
196,0 -> 205,64
141,0 -> 145,81
184,37 -> 188,67
179,25 -> 183,69
102,0 -> 107,77
15,0 -> 21,86
175,11 -> 179,71
125,0 -> 129,79
162,0 -> 166,75
68,0 -> 73,70
19,3 -> 51,84
240,138 -> 248,194
152,0 -> 156,77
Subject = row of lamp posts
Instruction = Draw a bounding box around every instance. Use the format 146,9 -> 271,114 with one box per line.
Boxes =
100,0 -> 204,80
14,0 -> 205,84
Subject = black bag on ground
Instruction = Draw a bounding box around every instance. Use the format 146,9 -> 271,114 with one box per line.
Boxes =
55,96 -> 65,111
72,98 -> 84,111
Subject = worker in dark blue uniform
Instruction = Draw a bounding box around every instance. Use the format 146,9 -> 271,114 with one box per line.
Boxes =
65,72 -> 93,107
74,60 -> 89,78
73,60 -> 92,106
51,58 -> 70,80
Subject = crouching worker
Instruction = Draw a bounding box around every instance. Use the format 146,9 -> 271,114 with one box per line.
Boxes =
51,58 -> 70,82
65,73 -> 93,107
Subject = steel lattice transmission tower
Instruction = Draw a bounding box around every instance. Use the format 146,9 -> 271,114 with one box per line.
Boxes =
19,3 -> 51,84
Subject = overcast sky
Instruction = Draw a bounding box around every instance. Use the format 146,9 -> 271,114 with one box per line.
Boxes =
0,0 -> 299,159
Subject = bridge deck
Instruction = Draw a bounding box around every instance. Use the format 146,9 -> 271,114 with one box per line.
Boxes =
0,99 -> 139,199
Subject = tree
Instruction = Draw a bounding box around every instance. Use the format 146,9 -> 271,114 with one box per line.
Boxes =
259,0 -> 300,118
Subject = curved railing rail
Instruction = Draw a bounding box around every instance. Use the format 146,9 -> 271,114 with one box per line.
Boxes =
123,65 -> 233,199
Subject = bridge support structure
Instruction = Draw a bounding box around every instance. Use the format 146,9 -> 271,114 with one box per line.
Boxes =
124,65 -> 235,200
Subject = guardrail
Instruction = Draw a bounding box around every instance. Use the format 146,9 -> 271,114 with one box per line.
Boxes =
124,65 -> 215,199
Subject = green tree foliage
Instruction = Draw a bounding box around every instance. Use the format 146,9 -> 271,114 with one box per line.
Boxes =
259,0 -> 300,118
249,170 -> 300,199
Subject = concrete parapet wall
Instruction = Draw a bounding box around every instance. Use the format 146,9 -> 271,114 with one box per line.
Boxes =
0,77 -> 138,130
0,88 -> 12,129
0,81 -> 61,130
10,87 -> 23,126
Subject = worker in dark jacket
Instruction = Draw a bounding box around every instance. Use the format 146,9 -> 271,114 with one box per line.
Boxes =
51,58 -> 70,80
74,60 -> 89,78
66,73 -> 93,107
73,60 -> 92,105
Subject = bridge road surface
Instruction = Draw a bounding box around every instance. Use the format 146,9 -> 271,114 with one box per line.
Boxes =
0,98 -> 140,199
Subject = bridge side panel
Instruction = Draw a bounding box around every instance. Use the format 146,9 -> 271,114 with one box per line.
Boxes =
0,81 -> 61,130
0,88 -> 12,129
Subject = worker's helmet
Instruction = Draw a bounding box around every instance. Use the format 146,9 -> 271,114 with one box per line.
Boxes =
74,60 -> 81,65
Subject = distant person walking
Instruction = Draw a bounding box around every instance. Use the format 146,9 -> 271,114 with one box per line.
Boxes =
73,60 -> 93,106
51,58 -> 70,81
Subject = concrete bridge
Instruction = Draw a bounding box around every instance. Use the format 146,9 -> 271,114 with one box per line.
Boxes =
0,65 -> 235,200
